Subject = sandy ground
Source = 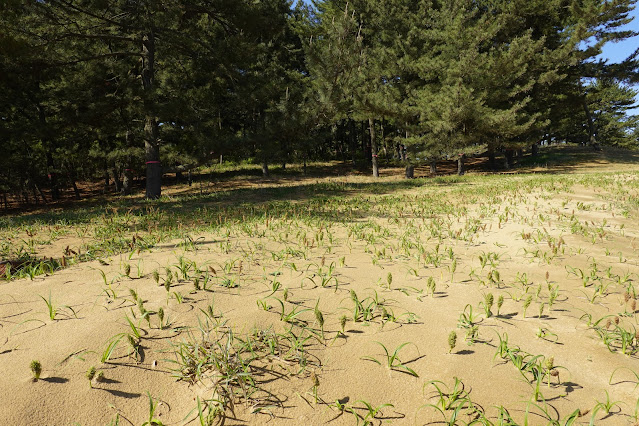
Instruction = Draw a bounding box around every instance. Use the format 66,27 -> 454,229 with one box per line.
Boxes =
3,157 -> 639,424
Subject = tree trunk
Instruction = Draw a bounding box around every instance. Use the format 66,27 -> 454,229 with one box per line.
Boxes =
71,180 -> 81,200
112,166 -> 122,193
531,143 -> 539,157
38,103 -> 60,201
488,147 -> 496,170
430,160 -> 437,174
46,154 -> 60,201
122,130 -> 133,195
142,31 -> 162,199
582,96 -> 601,151
103,163 -> 110,194
35,184 -> 48,204
350,121 -> 356,166
369,117 -> 379,177
67,164 -> 81,200
123,168 -> 133,195
262,161 -> 269,177
505,149 -> 514,169
457,154 -> 465,176
405,164 -> 414,179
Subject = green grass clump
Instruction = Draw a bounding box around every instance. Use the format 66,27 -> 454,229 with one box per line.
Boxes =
30,360 -> 42,381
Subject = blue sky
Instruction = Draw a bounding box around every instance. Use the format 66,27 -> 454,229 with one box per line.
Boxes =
597,5 -> 638,64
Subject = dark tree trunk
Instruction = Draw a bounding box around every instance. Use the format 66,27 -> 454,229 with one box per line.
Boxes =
531,143 -> 539,157
187,170 -> 192,187
582,97 -> 601,151
66,164 -> 81,200
303,156 -> 307,176
142,31 -> 162,199
46,153 -> 60,201
103,163 -> 110,194
37,102 -> 60,201
457,154 -> 465,176
122,131 -> 133,195
504,149 -> 514,169
2,193 -> 8,210
72,180 -> 80,200
123,168 -> 133,195
430,160 -> 437,174
369,117 -> 379,177
262,161 -> 269,177
405,164 -> 414,179
349,121 -> 356,166
35,184 -> 48,204
488,147 -> 496,170
112,166 -> 122,193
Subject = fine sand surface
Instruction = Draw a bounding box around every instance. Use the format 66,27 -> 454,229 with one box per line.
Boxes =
3,161 -> 639,424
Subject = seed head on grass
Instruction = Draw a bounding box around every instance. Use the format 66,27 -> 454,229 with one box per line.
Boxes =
95,370 -> 105,383
314,303 -> 325,339
86,366 -> 96,388
448,331 -> 457,353
339,315 -> 347,333
164,278 -> 171,293
283,287 -> 289,301
386,272 -> 393,289
193,277 -> 200,291
152,270 -> 160,284
30,360 -> 42,381
123,263 -> 131,277
497,295 -> 504,316
484,293 -> 494,317
158,307 -> 165,329
310,370 -> 320,403
523,295 -> 533,318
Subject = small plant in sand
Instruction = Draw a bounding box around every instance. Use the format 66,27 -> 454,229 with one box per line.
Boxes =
523,295 -> 533,318
123,263 -> 131,278
30,360 -> 42,381
310,370 -> 320,404
339,315 -> 347,334
497,295 -> 504,316
129,288 -> 139,303
152,269 -> 160,284
386,272 -> 393,290
361,342 -> 419,377
427,277 -> 436,297
448,331 -> 457,353
480,293 -> 494,318
314,302 -> 325,340
157,307 -> 165,329
86,366 -> 96,388
449,258 -> 457,283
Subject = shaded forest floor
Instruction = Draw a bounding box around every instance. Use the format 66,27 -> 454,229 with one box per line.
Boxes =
4,144 -> 639,216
